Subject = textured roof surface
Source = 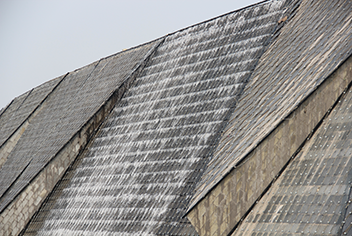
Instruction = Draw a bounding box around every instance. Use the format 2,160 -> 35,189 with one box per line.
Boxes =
190,0 -> 352,209
21,1 -> 291,235
0,77 -> 62,147
0,41 -> 158,213
232,87 -> 352,236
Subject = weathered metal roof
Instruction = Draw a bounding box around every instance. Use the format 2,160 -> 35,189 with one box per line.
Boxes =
0,41 -> 159,213
190,0 -> 352,210
0,77 -> 63,147
21,1 -> 292,235
232,86 -> 352,236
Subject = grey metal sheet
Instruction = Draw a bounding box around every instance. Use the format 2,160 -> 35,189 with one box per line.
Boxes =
22,1 -> 293,235
191,0 -> 352,209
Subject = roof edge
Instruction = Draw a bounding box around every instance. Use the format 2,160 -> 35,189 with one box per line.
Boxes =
0,100 -> 13,119
49,1 -> 275,78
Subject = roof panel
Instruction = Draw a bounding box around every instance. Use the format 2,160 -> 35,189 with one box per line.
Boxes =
0,41 -> 158,212
0,77 -> 63,147
191,0 -> 352,209
232,85 -> 352,236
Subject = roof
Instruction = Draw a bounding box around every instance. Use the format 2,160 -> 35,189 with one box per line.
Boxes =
232,85 -> 352,235
1,0 -> 351,235
0,41 -> 159,213
189,0 -> 352,211
0,77 -> 62,148
19,0 -> 293,235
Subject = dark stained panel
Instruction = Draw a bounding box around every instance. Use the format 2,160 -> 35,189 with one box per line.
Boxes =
232,87 -> 352,236
191,0 -> 352,209
0,41 -> 159,213
22,1 -> 293,235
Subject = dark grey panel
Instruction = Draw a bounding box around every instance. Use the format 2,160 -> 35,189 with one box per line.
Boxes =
0,41 -> 158,213
192,0 -> 352,208
23,1 -> 292,235
0,77 -> 63,147
232,87 -> 352,235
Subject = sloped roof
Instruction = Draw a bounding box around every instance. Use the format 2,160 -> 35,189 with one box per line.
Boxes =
0,77 -> 62,148
232,84 -> 352,235
20,1 -> 293,235
2,0 -> 351,235
0,41 -> 159,213
190,0 -> 352,210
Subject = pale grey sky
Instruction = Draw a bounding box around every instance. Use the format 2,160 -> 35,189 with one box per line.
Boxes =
0,0 -> 261,109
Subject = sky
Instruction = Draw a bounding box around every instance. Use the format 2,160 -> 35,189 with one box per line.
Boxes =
0,0 -> 261,109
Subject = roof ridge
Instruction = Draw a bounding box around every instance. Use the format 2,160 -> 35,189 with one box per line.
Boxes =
103,0 -> 273,61
165,0 -> 272,36
61,0 -> 276,76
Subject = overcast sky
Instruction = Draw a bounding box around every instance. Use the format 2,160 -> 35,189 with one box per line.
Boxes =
0,0 -> 261,109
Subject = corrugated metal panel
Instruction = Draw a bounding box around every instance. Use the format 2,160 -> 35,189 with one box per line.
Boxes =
23,1 -> 293,235
191,0 -> 352,209
0,77 -> 63,147
0,41 -> 158,213
232,87 -> 352,235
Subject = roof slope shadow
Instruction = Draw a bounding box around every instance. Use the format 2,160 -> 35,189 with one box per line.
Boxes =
0,41 -> 160,214
191,0 -> 352,210
232,84 -> 352,235
20,0 -> 294,235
